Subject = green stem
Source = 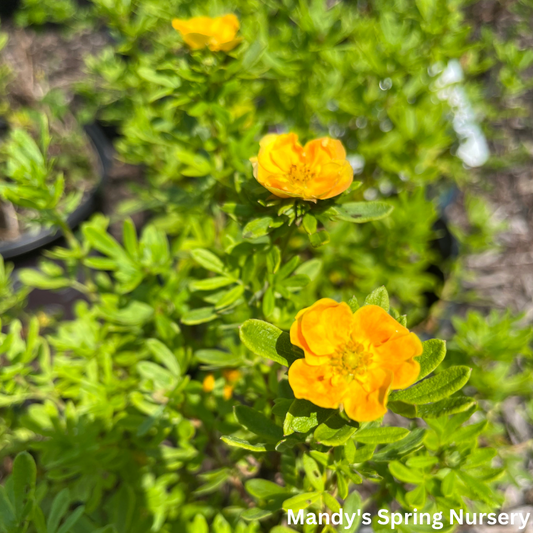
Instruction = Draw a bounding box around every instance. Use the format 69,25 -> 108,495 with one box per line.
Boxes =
54,214 -> 79,250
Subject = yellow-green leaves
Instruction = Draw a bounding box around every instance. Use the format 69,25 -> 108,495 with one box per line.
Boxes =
283,400 -> 332,435
239,319 -> 304,366
314,414 -> 358,446
390,366 -> 472,404
352,427 -> 410,444
234,405 -> 283,442
417,339 -> 447,380
325,201 -> 394,224
363,285 -> 390,311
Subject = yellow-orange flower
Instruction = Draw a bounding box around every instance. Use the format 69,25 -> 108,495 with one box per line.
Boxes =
249,133 -> 353,202
223,384 -> 234,400
202,374 -> 215,392
172,14 -> 241,52
223,369 -> 241,383
288,299 -> 423,422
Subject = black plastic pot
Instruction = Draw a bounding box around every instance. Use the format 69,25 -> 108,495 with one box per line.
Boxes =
0,0 -> 21,19
0,123 -> 112,260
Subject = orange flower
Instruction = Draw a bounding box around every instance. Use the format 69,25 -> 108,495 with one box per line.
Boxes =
172,14 -> 241,52
202,374 -> 215,392
223,369 -> 241,383
288,299 -> 422,422
223,384 -> 234,400
249,133 -> 353,202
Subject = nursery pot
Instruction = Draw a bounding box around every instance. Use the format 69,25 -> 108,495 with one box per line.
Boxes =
0,123 -> 112,260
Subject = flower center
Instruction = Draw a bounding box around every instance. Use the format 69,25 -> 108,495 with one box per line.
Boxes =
288,163 -> 315,185
330,339 -> 374,383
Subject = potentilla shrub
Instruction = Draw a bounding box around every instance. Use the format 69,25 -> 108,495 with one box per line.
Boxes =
1,85 -> 501,533
0,4 -> 519,533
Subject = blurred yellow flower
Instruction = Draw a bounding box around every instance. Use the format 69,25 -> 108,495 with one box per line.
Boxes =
223,369 -> 241,383
202,374 -> 215,392
172,14 -> 241,52
223,384 -> 234,400
250,133 -> 353,202
288,299 -> 422,422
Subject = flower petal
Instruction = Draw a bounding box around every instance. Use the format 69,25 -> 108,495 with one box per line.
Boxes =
183,33 -> 212,50
304,137 -> 346,166
318,161 -> 353,199
210,37 -> 241,52
288,359 -> 346,409
300,299 -> 351,357
342,370 -> 392,422
352,305 -> 409,347
390,358 -> 420,390
375,332 -> 423,365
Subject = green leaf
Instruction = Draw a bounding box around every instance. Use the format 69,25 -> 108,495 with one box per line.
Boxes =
330,201 -> 393,223
83,227 -> 126,260
215,285 -> 244,309
456,471 -> 493,503
348,296 -> 359,312
146,339 -> 181,376
245,480 -> 291,500
56,505 -> 85,533
283,400 -> 332,436
18,269 -> 70,290
389,461 -> 424,484
243,217 -> 274,239
190,277 -> 234,291
302,214 -> 317,235
406,456 -> 438,468
182,307 -> 217,325
373,428 -> 425,462
442,471 -> 456,497
294,259 -> 322,282
348,444 -> 375,463
406,485 -> 426,508
190,249 -> 225,274
100,301 -> 153,326
309,230 -> 330,248
122,218 -> 139,259
464,448 -> 497,469
417,339 -> 446,379
343,491 -> 362,533
314,414 -> 358,446
241,508 -> 272,521
388,401 -> 418,418
364,286 -> 390,311
241,39 -> 266,70
282,492 -> 321,512
262,287 -> 275,317
303,454 -> 324,491
13,451 -> 36,521
0,486 -> 16,530
266,246 -> 281,274
138,67 -> 181,88
195,349 -> 243,367
323,492 -> 340,513
389,366 -> 471,405
452,420 -> 488,443
47,488 -> 70,533
234,406 -> 283,442
32,505 -> 47,533
389,396 -> 475,419
417,397 -> 476,419
352,427 -> 409,444
239,319 -> 303,366
220,436 -> 268,453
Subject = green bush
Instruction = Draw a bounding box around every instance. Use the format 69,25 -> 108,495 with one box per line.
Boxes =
1,1 -> 532,532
